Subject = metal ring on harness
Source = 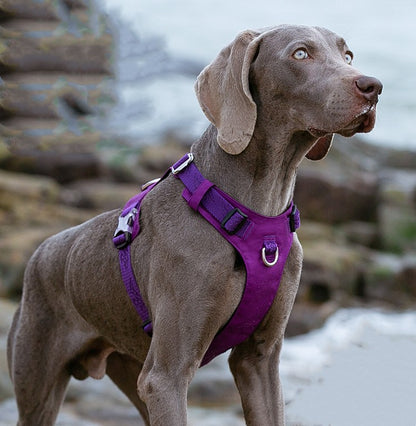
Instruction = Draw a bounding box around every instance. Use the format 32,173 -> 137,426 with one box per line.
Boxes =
262,246 -> 279,267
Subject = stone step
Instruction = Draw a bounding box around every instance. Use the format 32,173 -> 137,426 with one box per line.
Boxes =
1,117 -> 61,133
0,0 -> 109,40
3,71 -> 110,87
0,0 -> 88,21
0,32 -> 113,74
0,131 -> 104,182
0,80 -> 110,119
1,124 -> 101,150
0,19 -> 61,33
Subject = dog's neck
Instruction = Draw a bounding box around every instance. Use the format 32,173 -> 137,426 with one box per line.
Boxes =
191,125 -> 315,216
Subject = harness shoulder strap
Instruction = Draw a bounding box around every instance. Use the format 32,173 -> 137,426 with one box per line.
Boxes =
112,178 -> 165,335
171,153 -> 252,237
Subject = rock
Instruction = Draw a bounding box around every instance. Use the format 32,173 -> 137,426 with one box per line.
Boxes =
0,227 -> 62,297
286,301 -> 339,337
0,298 -> 17,402
65,377 -> 144,425
0,81 -> 102,120
0,0 -> 116,187
362,255 -> 405,307
1,133 -> 106,183
1,32 -> 113,75
412,187 -> 416,209
341,221 -> 381,249
136,140 -> 188,181
300,238 -> 366,299
189,355 -> 239,407
0,0 -> 88,21
295,169 -> 380,224
293,220 -> 384,322
4,149 -> 103,184
61,180 -> 140,210
381,149 -> 416,169
379,204 -> 416,253
356,253 -> 416,308
0,170 -> 99,296
0,169 -> 61,222
0,168 -> 60,202
0,298 -> 16,335
0,170 -> 95,226
296,135 -> 382,225
0,0 -> 58,21
395,263 -> 416,298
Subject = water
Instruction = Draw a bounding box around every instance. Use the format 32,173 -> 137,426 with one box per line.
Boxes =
100,0 -> 416,149
281,308 -> 416,378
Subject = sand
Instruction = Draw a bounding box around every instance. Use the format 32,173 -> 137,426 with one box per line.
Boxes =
284,326 -> 416,426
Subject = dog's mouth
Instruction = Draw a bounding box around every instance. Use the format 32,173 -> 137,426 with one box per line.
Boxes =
308,104 -> 377,139
338,104 -> 377,137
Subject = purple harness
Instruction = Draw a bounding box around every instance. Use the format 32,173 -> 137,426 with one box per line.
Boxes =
113,153 -> 300,366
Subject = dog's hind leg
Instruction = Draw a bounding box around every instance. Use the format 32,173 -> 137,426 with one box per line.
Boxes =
106,352 -> 150,425
8,301 -> 75,426
7,244 -> 94,426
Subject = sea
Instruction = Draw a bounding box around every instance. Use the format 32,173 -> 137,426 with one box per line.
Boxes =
98,1 -> 416,423
100,0 -> 416,150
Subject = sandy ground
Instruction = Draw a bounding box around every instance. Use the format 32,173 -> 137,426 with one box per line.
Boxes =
284,329 -> 416,426
2,311 -> 415,425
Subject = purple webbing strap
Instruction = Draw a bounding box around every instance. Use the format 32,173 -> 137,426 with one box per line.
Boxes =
172,156 -> 251,237
118,246 -> 152,333
113,183 -> 157,335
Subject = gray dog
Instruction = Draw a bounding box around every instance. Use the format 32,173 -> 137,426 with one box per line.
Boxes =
8,25 -> 382,425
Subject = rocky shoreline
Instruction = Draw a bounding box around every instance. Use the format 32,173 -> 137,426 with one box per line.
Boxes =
0,136 -> 415,425
1,0 -> 415,424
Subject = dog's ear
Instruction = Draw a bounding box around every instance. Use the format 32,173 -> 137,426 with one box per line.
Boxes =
194,30 -> 262,155
306,134 -> 334,161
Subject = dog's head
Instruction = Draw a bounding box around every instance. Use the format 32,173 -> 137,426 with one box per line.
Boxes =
195,25 -> 382,160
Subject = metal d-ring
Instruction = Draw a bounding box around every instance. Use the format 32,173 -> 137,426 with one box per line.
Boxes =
262,246 -> 279,267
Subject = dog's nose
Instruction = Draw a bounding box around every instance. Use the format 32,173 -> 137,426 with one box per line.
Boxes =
355,76 -> 383,103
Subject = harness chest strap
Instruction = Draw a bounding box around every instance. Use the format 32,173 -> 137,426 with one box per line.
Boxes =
113,153 -> 300,366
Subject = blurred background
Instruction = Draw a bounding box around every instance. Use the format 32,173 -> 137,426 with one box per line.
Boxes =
0,0 -> 415,425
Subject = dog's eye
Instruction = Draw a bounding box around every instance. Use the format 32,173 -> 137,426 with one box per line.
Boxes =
293,49 -> 308,60
345,51 -> 353,64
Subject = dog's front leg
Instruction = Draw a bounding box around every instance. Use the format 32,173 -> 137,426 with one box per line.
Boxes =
137,338 -> 196,425
228,248 -> 302,426
229,339 -> 285,426
136,292 -> 222,425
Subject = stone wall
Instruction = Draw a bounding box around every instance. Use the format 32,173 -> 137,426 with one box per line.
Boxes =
0,0 -> 114,182
0,0 -> 120,295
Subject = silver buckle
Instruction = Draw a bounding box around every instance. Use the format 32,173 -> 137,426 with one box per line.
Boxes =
171,153 -> 194,174
141,178 -> 161,191
113,208 -> 138,237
